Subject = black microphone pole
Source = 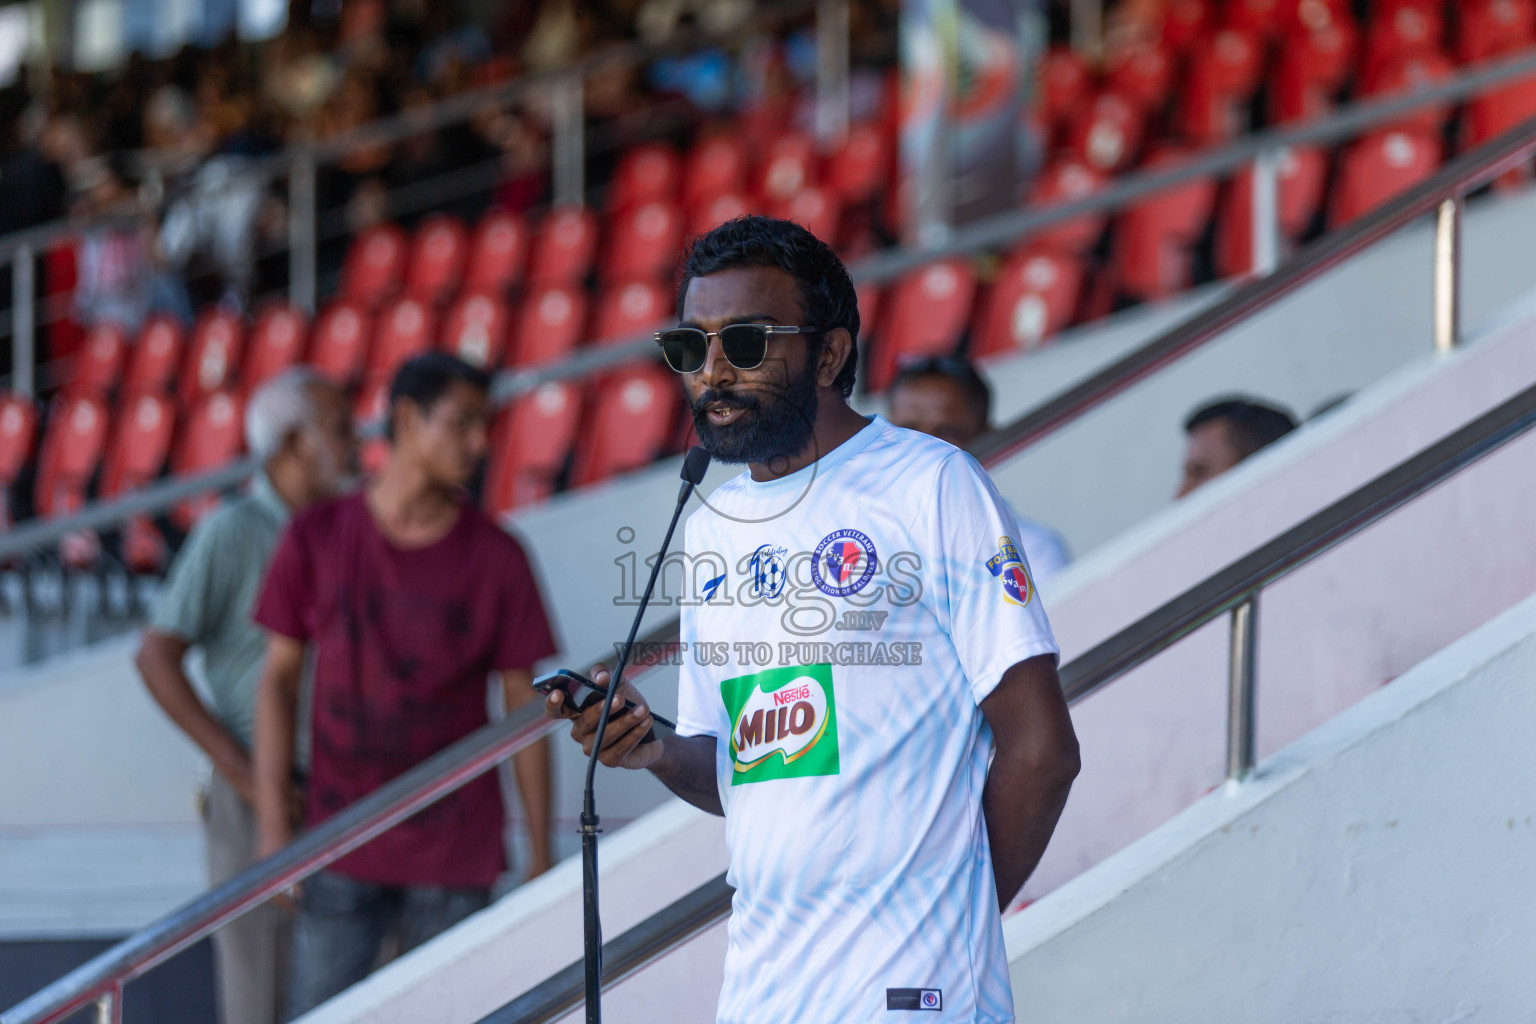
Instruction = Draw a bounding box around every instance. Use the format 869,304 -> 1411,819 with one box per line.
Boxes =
581,445 -> 711,1024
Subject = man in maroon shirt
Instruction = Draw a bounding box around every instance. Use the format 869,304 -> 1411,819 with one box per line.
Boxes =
252,353 -> 558,1018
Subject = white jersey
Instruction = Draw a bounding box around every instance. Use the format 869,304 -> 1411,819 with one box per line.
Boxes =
675,416 -> 1059,1024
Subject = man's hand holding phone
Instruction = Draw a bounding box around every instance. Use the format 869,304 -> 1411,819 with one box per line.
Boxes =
542,666 -> 666,771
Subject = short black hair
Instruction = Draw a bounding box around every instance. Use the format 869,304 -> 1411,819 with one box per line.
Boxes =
386,352 -> 491,441
889,356 -> 992,425
677,216 -> 860,398
1184,397 -> 1298,458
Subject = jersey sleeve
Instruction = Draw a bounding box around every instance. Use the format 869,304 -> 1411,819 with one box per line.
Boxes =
252,518 -> 314,641
492,532 -> 560,672
923,451 -> 1061,705
673,519 -> 721,739
148,513 -> 225,644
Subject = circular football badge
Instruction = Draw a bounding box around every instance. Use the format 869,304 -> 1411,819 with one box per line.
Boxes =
811,528 -> 878,598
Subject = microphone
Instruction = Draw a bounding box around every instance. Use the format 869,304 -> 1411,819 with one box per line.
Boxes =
579,445 -> 710,1023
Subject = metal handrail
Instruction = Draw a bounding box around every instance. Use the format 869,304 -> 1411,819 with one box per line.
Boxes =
483,374 -> 1536,1024
0,701 -> 560,1024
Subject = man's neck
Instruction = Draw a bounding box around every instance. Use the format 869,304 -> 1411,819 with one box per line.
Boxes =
748,396 -> 870,482
264,456 -> 309,511
367,459 -> 461,544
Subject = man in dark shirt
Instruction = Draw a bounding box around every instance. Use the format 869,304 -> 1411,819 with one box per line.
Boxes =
252,353 -> 558,1018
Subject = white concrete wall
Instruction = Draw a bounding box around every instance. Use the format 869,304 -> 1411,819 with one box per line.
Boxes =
1005,585 -> 1536,1022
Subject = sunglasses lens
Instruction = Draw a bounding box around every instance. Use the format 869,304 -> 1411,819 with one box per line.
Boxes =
658,329 -> 707,373
719,324 -> 769,369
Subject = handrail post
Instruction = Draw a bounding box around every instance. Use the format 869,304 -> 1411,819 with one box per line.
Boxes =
1226,595 -> 1258,784
94,985 -> 119,1024
12,244 -> 34,398
815,0 -> 850,147
288,152 -> 317,316
1250,147 -> 1280,277
1434,195 -> 1462,353
552,75 -> 586,208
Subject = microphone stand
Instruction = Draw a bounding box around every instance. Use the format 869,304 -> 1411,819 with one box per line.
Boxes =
580,448 -> 710,1024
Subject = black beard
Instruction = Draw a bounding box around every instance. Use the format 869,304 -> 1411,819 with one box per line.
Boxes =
690,355 -> 818,465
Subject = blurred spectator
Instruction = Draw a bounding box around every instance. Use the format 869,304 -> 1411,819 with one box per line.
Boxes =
1176,397 -> 1299,498
888,356 -> 1072,581
252,354 -> 557,1018
136,369 -> 357,1024
0,106 -> 69,234
70,153 -> 161,331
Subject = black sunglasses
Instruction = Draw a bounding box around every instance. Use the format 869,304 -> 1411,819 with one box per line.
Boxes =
654,323 -> 822,373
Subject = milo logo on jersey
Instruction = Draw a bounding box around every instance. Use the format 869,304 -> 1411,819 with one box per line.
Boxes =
721,663 -> 839,785
985,536 -> 1035,608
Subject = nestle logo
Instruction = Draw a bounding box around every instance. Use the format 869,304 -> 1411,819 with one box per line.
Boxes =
773,684 -> 811,706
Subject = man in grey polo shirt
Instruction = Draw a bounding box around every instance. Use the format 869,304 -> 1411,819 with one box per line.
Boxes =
136,368 -> 355,1024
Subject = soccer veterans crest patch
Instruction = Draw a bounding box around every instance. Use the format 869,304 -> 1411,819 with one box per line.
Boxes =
985,536 -> 1035,608
811,528 -> 878,598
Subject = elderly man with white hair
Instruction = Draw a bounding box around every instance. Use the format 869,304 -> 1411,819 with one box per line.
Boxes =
136,368 -> 356,1024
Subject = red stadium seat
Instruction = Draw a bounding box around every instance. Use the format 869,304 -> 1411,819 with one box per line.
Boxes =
1162,0 -> 1212,51
1457,0 -> 1536,65
0,395 -> 38,524
528,206 -> 598,287
309,302 -> 373,385
405,215 -> 468,305
368,297 -> 436,382
124,316 -> 185,398
772,186 -> 842,244
603,201 -> 684,283
1359,51 -> 1454,134
1112,150 -> 1218,302
465,210 -> 528,294
1026,158 -> 1109,255
35,393 -> 109,518
1361,4 -> 1444,90
1269,16 -> 1357,122
1105,41 -> 1175,114
690,192 -> 755,237
826,123 -> 891,205
1329,129 -> 1441,227
100,392 -> 175,498
593,280 -> 670,345
609,142 -> 681,211
1224,0 -> 1284,37
974,246 -> 1084,357
240,303 -> 308,398
1464,73 -> 1536,189
684,136 -> 748,207
171,389 -> 245,529
569,365 -> 676,488
1213,145 -> 1328,277
1178,28 -> 1264,145
1067,90 -> 1144,173
509,285 -> 588,367
442,292 -> 510,369
69,323 -> 128,398
180,310 -> 244,407
866,259 -> 978,392
754,133 -> 818,204
341,224 -> 408,307
1041,46 -> 1093,131
484,382 -> 582,513
855,281 -> 882,341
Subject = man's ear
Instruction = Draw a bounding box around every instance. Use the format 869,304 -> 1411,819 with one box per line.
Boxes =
816,327 -> 854,390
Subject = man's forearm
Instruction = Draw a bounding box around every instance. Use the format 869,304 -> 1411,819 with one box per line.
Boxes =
136,637 -> 251,790
651,734 -> 723,816
982,754 -> 1076,909
253,667 -> 299,838
512,737 -> 554,869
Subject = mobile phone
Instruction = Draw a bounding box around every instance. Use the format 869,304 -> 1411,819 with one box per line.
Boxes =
533,668 -> 675,738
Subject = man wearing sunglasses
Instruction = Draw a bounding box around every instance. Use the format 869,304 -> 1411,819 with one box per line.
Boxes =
548,217 -> 1080,1023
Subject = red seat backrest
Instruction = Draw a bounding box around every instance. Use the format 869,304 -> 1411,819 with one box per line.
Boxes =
603,201 -> 684,282
0,394 -> 38,489
528,206 -> 598,287
369,297 -> 436,382
593,280 -> 670,346
308,302 -> 373,385
826,124 -> 891,205
975,246 -> 1084,358
684,136 -> 748,207
867,259 -> 978,392
609,142 -> 682,211
341,224 -> 408,307
442,292 -> 511,369
484,382 -> 582,514
754,133 -> 819,204
69,323 -> 128,397
1040,46 -> 1093,129
1067,90 -> 1144,173
689,192 -> 755,238
1104,41 -> 1175,113
125,316 -> 186,398
100,391 -> 176,497
405,215 -> 469,305
1457,0 -> 1536,64
1329,129 -> 1441,228
1359,51 -> 1454,134
1112,150 -> 1218,302
171,389 -> 245,530
772,187 -> 842,244
1224,0 -> 1284,37
1213,145 -> 1328,278
1178,28 -> 1265,145
1161,0 -> 1212,51
466,210 -> 529,294
1361,4 -> 1444,88
35,393 -> 109,518
1026,158 -> 1109,254
241,303 -> 308,397
510,285 -> 588,367
569,365 -> 676,488
1464,72 -> 1536,148
180,310 -> 245,406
